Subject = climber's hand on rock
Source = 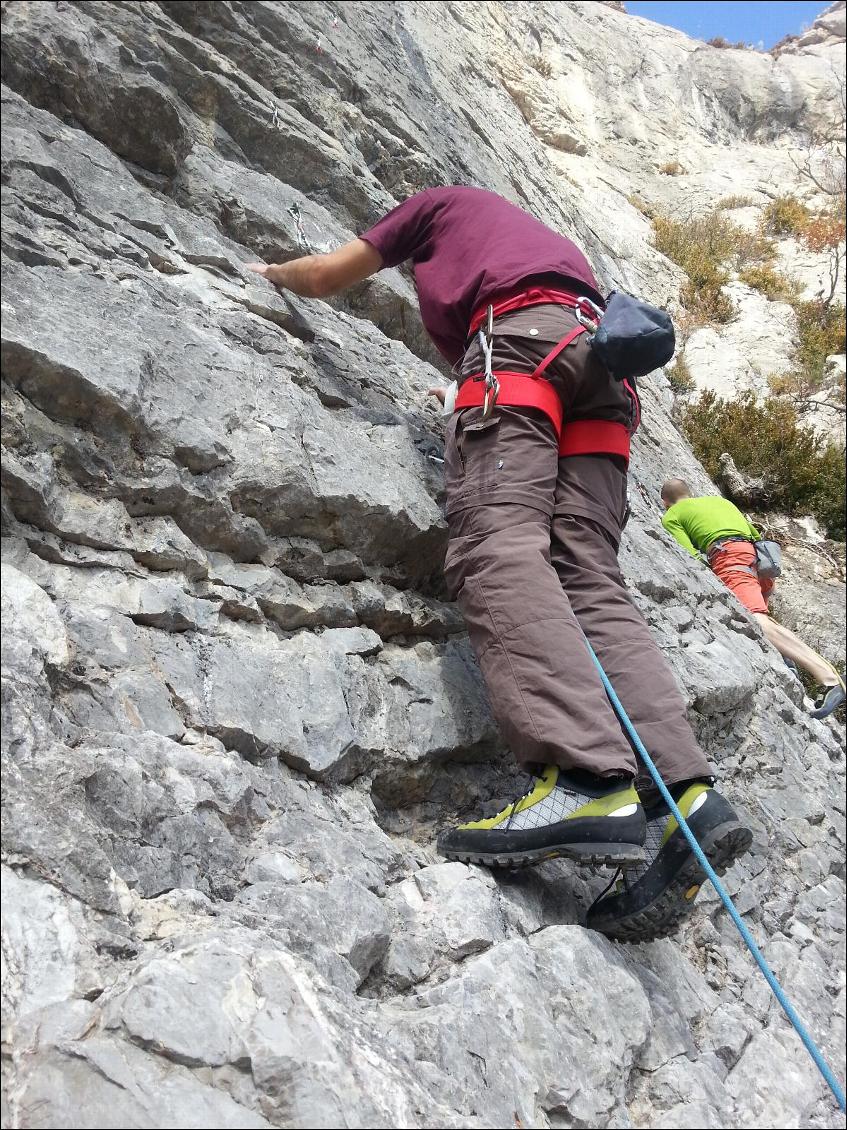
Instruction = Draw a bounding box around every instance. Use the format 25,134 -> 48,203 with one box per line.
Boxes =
245,241 -> 380,299
428,386 -> 447,406
246,262 -> 288,287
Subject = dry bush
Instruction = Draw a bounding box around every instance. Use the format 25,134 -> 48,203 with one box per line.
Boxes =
761,195 -> 812,236
768,300 -> 846,417
627,193 -> 655,218
666,354 -> 695,393
653,210 -> 732,321
739,264 -> 800,302
652,206 -> 779,324
680,279 -> 735,323
653,212 -> 735,277
717,194 -> 755,210
800,199 -> 846,307
732,226 -> 777,269
706,36 -> 749,49
803,207 -> 845,254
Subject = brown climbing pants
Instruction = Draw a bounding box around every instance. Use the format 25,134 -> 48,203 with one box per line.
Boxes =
444,306 -> 713,785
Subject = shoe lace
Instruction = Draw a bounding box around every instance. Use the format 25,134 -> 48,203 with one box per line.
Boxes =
595,867 -> 631,902
503,778 -> 539,830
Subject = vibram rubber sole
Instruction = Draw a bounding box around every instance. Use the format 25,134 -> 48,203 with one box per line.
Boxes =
591,820 -> 752,943
439,840 -> 646,870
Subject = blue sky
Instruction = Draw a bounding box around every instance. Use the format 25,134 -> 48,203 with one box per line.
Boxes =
626,1 -> 827,49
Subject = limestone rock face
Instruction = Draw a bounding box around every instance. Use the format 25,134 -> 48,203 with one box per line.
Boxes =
0,3 -> 844,1129
773,1 -> 846,56
497,0 -> 847,445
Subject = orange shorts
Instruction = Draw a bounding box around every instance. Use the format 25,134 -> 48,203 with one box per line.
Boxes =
710,542 -> 773,615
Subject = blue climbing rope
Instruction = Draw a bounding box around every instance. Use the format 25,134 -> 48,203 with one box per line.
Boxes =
582,634 -> 847,1113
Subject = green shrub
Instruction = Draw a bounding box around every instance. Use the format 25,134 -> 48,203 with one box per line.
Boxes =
653,212 -> 734,323
769,298 -> 847,410
653,209 -> 775,324
810,443 -> 847,541
681,390 -> 846,539
761,195 -> 811,237
680,279 -> 735,323
795,299 -> 846,384
739,264 -> 799,302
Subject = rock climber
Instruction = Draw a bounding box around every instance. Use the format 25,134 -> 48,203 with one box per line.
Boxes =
660,478 -> 845,720
247,185 -> 753,942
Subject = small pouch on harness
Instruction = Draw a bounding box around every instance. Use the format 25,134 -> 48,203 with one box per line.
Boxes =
586,291 -> 676,381
754,539 -> 782,580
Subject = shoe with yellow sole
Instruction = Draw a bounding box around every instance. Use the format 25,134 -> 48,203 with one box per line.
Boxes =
437,765 -> 646,869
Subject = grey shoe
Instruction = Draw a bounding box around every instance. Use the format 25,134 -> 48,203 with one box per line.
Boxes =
811,683 -> 846,720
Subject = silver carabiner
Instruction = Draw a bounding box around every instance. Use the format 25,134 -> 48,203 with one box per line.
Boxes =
478,304 -> 499,421
576,295 -> 603,334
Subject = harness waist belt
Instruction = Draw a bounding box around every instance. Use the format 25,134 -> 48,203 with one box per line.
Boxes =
455,376 -> 631,464
468,286 -> 586,336
707,535 -> 753,559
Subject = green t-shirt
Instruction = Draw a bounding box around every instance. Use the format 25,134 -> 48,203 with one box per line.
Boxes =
661,496 -> 760,558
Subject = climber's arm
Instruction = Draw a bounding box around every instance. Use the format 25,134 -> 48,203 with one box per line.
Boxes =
661,512 -> 700,558
246,238 -> 383,298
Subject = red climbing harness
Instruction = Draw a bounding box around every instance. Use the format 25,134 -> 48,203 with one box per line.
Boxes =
467,285 -> 585,335
455,370 -> 566,431
457,291 -> 635,464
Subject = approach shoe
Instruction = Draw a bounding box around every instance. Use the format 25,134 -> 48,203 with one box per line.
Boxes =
437,765 -> 646,869
586,783 -> 752,943
811,682 -> 845,720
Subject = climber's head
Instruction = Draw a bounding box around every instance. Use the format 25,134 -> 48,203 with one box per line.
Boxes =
660,478 -> 691,509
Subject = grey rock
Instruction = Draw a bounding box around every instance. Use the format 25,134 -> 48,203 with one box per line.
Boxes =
244,851 -> 302,885
237,876 -> 391,986
1,2 -> 844,1128
16,1035 -> 274,1129
383,862 -> 506,986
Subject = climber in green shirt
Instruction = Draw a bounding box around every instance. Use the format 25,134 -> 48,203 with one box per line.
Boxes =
660,479 -> 844,720
661,493 -> 760,558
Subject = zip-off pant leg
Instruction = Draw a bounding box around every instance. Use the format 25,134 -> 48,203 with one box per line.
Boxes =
444,407 -> 638,778
550,455 -> 714,787
710,542 -> 773,615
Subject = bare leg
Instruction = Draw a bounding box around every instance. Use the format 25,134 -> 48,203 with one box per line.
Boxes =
753,614 -> 840,687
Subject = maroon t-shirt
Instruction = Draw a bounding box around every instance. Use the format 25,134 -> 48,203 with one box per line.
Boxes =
360,186 -> 603,362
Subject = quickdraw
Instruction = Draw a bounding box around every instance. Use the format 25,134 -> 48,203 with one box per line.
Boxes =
287,202 -> 308,250
477,304 -> 500,421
